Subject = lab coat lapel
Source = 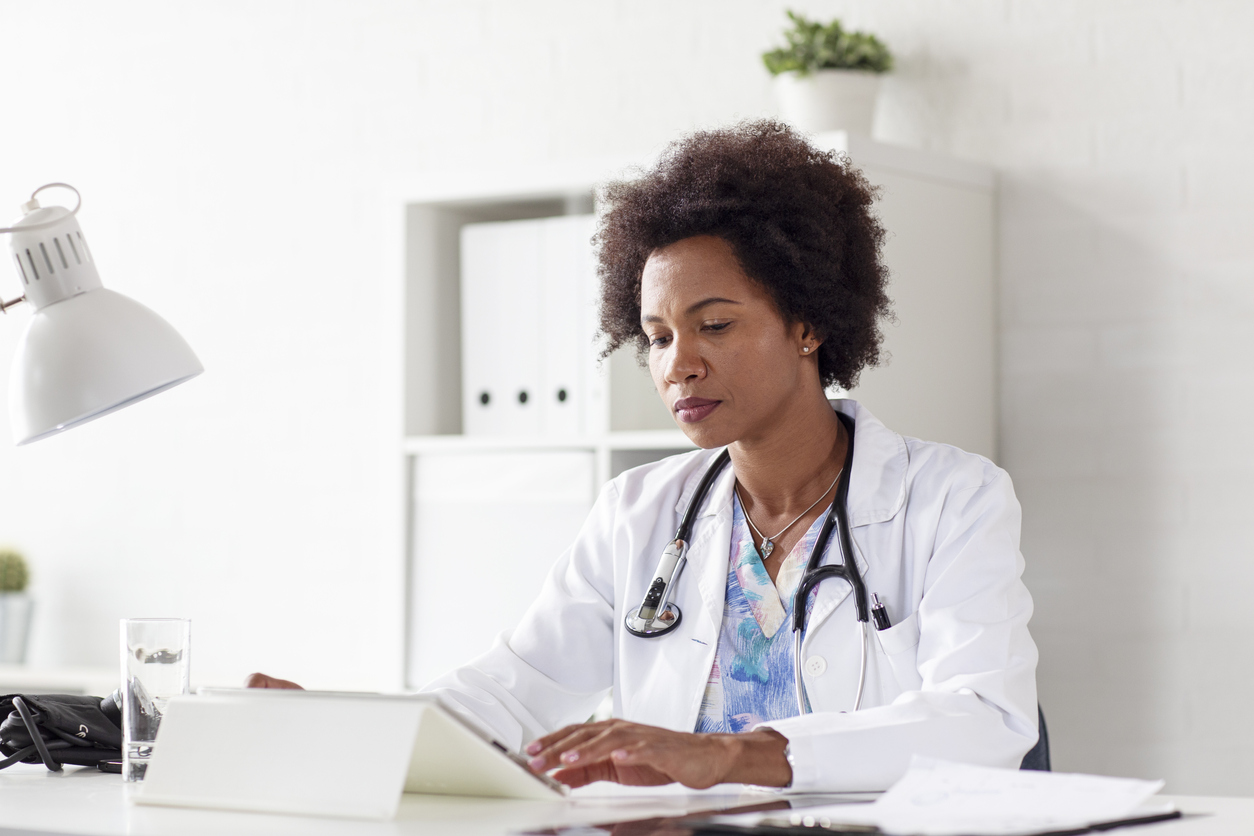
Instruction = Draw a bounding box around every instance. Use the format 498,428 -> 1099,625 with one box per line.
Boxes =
651,454 -> 734,732
672,452 -> 737,638
805,400 -> 905,635
833,399 -> 908,528
685,462 -> 736,639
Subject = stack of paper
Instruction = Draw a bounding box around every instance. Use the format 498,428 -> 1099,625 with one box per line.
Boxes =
703,758 -> 1173,836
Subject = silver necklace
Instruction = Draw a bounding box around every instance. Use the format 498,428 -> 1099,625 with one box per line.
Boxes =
734,468 -> 843,561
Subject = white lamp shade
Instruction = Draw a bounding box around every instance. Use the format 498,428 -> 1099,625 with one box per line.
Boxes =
9,287 -> 204,445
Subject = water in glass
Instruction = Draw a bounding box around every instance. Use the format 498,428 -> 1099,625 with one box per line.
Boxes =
120,618 -> 190,782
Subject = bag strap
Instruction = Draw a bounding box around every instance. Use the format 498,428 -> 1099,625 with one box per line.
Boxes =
13,697 -> 62,772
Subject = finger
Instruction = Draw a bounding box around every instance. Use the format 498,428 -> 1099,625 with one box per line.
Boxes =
549,760 -> 615,789
554,725 -> 652,770
244,672 -> 303,690
527,724 -> 608,772
596,737 -> 724,790
524,723 -> 583,756
525,720 -> 613,755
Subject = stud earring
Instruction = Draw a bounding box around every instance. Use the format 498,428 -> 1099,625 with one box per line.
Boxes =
802,346 -> 811,353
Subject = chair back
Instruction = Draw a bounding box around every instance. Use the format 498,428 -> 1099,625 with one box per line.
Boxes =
1019,705 -> 1050,771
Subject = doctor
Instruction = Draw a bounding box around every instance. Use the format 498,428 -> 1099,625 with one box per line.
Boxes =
250,120 -> 1038,792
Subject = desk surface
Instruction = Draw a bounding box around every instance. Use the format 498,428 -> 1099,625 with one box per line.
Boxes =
0,763 -> 1248,836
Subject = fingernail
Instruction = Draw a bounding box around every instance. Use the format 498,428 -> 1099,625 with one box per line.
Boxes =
525,742 -> 541,755
561,751 -> 579,764
612,749 -> 628,761
528,757 -> 545,770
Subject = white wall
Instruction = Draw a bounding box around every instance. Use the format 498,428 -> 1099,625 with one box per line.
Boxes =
1,0 -> 1250,794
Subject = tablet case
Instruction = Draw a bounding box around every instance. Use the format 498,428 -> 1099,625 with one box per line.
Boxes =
132,690 -> 564,820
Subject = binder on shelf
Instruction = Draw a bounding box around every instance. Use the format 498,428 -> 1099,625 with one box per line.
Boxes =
540,214 -> 599,438
460,220 -> 542,436
461,214 -> 603,438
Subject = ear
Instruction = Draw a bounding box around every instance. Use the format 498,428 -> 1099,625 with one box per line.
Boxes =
793,322 -> 822,356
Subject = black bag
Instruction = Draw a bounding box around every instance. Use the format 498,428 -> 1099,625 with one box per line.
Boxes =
0,691 -> 123,772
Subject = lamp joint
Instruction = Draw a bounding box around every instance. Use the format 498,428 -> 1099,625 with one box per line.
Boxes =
1,295 -> 26,314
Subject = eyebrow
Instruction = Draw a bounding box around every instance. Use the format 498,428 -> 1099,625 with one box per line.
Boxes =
641,297 -> 742,324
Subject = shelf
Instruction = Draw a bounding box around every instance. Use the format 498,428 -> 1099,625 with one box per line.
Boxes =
0,664 -> 118,697
402,429 -> 696,456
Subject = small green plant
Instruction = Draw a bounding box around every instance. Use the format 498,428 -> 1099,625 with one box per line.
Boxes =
762,11 -> 893,77
0,549 -> 28,593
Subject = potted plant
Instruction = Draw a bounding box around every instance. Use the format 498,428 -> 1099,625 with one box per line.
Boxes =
762,11 -> 894,135
0,549 -> 32,664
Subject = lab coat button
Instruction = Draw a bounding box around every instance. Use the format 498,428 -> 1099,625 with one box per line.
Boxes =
804,656 -> 826,677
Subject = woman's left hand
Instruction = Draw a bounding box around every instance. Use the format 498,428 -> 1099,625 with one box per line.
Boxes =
524,719 -> 791,790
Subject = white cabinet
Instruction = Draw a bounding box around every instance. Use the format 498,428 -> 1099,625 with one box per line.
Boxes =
400,134 -> 996,687
832,137 -> 997,459
407,449 -> 596,688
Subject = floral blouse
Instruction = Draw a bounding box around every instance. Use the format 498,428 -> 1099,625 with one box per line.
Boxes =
695,493 -> 827,733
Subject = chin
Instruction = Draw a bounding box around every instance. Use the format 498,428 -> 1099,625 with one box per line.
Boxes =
676,417 -> 739,450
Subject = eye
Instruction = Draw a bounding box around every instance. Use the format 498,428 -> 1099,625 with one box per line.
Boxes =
703,321 -> 731,333
648,334 -> 671,348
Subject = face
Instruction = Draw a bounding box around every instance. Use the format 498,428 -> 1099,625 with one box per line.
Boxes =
640,235 -> 819,449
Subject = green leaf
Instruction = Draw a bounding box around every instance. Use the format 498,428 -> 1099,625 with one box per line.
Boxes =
760,9 -> 893,76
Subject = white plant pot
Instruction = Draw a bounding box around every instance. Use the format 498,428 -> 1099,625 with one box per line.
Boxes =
0,593 -> 33,663
774,68 -> 882,135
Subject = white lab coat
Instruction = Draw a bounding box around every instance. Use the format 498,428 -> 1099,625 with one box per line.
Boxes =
423,399 -> 1039,792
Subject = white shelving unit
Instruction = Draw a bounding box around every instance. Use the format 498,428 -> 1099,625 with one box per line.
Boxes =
400,430 -> 696,486
0,664 -> 118,697
399,133 -> 995,688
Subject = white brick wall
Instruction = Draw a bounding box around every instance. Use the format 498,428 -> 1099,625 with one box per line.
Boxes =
0,0 -> 1248,794
842,0 -> 1254,795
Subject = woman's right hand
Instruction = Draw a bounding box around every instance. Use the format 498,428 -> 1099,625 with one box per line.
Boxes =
244,672 -> 304,690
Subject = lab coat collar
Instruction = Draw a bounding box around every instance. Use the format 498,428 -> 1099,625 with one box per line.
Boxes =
671,399 -> 908,529
834,399 -> 908,528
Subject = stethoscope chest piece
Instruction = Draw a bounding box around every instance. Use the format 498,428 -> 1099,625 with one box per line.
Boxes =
624,536 -> 690,638
624,602 -> 683,637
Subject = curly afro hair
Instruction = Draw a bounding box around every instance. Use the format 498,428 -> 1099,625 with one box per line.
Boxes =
595,119 -> 893,391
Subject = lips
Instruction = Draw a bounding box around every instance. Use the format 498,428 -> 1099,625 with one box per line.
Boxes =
673,397 -> 721,424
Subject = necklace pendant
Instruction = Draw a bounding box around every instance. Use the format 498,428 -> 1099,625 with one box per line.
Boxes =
760,539 -> 774,560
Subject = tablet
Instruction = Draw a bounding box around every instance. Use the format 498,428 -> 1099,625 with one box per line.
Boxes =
135,689 -> 565,820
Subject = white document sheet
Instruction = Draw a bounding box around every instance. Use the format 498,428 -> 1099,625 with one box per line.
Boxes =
713,757 -> 1169,836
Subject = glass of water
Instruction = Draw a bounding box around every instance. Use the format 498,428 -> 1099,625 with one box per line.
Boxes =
120,618 -> 190,782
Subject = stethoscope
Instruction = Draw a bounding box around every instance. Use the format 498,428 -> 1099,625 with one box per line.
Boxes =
624,412 -> 876,715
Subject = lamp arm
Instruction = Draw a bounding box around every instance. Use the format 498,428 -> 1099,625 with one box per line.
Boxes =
0,183 -> 82,234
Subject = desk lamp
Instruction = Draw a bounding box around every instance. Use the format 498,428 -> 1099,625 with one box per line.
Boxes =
1,183 -> 202,445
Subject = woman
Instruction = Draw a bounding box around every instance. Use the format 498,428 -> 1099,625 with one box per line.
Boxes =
251,120 -> 1038,792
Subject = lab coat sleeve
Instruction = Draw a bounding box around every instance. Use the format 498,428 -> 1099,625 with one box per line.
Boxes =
420,480 -> 621,751
758,468 -> 1039,792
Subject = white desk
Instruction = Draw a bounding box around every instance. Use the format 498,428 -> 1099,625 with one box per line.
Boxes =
0,764 -> 786,836
0,763 -> 1248,836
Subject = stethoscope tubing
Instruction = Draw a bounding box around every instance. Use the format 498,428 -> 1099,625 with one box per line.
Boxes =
801,622 -> 868,713
627,411 -> 871,716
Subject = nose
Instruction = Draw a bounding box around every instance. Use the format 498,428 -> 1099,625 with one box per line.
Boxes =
662,333 -> 706,385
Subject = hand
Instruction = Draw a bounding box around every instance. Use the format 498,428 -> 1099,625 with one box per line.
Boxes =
523,719 -> 791,790
244,672 -> 304,690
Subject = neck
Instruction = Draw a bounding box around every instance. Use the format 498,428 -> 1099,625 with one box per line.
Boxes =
728,392 -> 846,518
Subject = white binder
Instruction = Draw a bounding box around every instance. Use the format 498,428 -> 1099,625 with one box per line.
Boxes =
461,214 -> 603,438
135,690 -> 564,821
539,214 -> 598,437
461,220 -> 543,436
